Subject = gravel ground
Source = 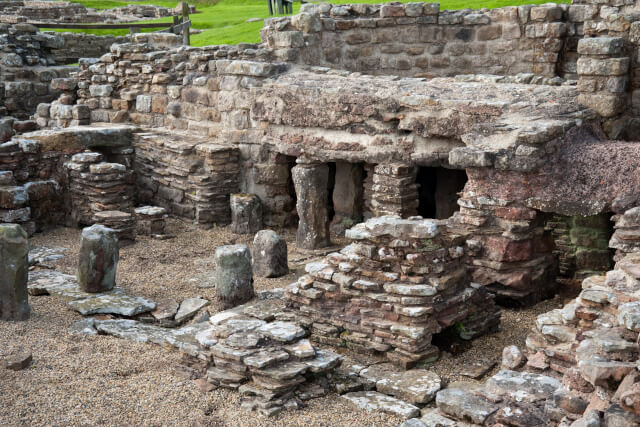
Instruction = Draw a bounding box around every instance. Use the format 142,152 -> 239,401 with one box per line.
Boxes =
0,219 -> 567,426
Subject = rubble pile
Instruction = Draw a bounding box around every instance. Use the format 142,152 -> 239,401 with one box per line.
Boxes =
522,252 -> 640,425
196,302 -> 343,416
285,215 -> 500,368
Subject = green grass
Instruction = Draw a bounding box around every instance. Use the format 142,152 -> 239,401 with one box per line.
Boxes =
47,0 -> 566,46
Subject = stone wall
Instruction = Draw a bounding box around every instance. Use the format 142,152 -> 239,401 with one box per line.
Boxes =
0,1 -> 191,24
262,2 -> 568,78
49,32 -> 128,65
134,130 -> 240,227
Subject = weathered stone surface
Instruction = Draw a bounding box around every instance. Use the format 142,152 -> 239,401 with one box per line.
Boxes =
175,297 -> 209,323
0,224 -> 29,320
68,293 -> 155,317
436,384 -> 499,424
257,321 -> 306,342
292,163 -> 330,250
342,391 -> 420,419
2,351 -> 32,370
77,225 -> 119,293
252,230 -> 288,278
230,194 -> 262,234
502,345 -> 525,369
214,244 -> 254,308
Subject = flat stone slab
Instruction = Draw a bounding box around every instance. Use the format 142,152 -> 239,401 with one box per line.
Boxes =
68,293 -> 156,317
257,321 -> 306,342
436,384 -> 499,425
175,297 -> 208,323
408,408 -> 474,427
303,348 -> 342,373
342,391 -> 420,419
23,124 -> 136,151
2,351 -> 32,371
460,359 -> 497,380
484,370 -> 561,403
95,319 -> 210,356
28,270 -> 155,317
360,364 -> 441,404
28,246 -> 66,266
68,318 -> 98,335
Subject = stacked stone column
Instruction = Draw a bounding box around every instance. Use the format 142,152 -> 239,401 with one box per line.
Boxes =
330,161 -> 364,236
366,163 -> 419,218
577,36 -> 629,131
451,194 -> 557,304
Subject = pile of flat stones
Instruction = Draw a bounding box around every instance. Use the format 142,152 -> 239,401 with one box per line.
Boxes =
195,302 -> 343,416
610,206 -> 640,261
65,152 -> 134,226
523,251 -> 640,425
364,164 -> 420,218
285,215 -> 500,368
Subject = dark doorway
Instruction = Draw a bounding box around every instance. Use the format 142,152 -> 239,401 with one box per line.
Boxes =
416,167 -> 468,219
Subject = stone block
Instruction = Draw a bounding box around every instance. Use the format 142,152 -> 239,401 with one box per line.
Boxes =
0,224 -> 29,320
136,95 -> 152,113
253,230 -> 288,278
77,224 -> 119,293
577,37 -> 625,56
215,244 -> 254,308
230,193 -> 263,234
577,57 -> 629,76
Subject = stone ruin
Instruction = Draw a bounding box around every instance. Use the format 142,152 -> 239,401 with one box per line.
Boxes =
0,0 -> 196,25
2,0 -> 640,424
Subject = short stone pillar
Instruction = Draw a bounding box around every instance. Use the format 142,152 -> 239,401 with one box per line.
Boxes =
253,230 -> 288,278
214,244 -> 254,308
0,224 -> 29,320
78,224 -> 119,293
292,162 -> 330,249
331,161 -> 364,236
134,206 -> 166,235
230,194 -> 263,234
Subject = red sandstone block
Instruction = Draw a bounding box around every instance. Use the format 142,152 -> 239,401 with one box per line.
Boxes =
494,206 -> 537,221
485,236 -> 534,262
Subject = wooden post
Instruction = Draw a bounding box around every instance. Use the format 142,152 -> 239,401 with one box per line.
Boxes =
172,15 -> 179,34
181,2 -> 190,46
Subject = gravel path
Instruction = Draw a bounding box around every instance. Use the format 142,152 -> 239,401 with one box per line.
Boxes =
0,220 -> 565,426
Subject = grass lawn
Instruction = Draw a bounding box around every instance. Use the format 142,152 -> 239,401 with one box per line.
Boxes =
47,0 -> 566,47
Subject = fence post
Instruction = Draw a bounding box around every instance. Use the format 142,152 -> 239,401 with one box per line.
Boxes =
181,2 -> 190,46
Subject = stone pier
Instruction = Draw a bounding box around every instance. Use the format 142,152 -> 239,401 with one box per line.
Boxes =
0,223 -> 30,320
330,161 -> 364,236
292,162 -> 331,250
